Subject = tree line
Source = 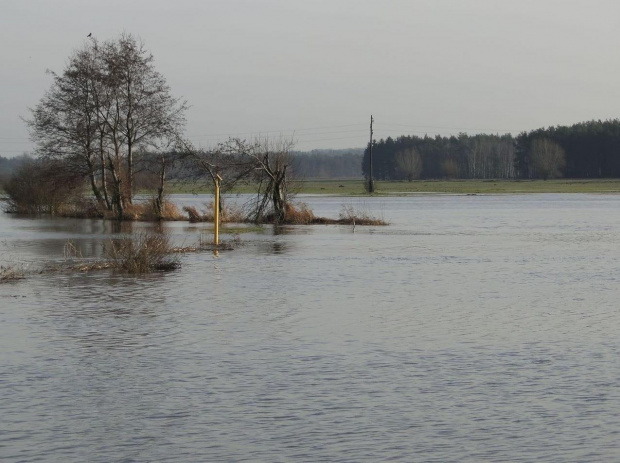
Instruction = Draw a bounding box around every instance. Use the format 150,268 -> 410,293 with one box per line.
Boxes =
362,119 -> 620,181
290,149 -> 363,179
0,155 -> 24,185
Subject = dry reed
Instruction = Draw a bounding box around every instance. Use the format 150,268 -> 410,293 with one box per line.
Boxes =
105,232 -> 181,273
0,265 -> 26,282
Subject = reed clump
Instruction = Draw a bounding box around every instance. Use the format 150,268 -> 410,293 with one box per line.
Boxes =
0,265 -> 26,282
105,232 -> 181,273
118,199 -> 185,221
183,202 -> 248,223
281,202 -> 315,225
183,205 -> 205,222
336,204 -> 388,225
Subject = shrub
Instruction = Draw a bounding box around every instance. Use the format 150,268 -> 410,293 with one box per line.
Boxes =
283,202 -> 315,224
183,202 -> 248,223
105,232 -> 180,273
183,205 -> 205,222
0,265 -> 26,282
3,158 -> 83,214
338,203 -> 387,225
119,199 -> 184,221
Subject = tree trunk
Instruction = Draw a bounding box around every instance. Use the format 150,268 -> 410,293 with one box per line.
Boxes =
271,173 -> 286,224
126,136 -> 133,205
107,154 -> 124,220
155,154 -> 166,220
99,136 -> 111,210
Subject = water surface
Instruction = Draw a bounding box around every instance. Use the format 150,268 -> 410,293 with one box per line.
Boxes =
2,194 -> 620,462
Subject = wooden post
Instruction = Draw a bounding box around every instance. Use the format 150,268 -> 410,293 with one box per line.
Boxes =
214,174 -> 222,245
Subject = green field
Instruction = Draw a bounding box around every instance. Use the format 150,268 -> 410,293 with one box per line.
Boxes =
7,179 -> 620,198
167,178 -> 620,196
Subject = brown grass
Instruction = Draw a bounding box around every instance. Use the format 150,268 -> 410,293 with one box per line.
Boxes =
121,199 -> 185,221
183,205 -> 206,222
105,232 -> 181,273
56,198 -> 186,221
281,202 -> 315,224
274,202 -> 387,225
336,204 -> 388,225
183,202 -> 248,223
0,265 -> 26,282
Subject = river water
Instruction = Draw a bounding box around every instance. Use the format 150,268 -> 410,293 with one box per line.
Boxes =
2,193 -> 620,462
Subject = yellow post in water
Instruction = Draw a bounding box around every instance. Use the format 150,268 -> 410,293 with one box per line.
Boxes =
213,174 -> 222,245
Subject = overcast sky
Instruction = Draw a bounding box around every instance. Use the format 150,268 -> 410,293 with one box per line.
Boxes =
1,0 -> 619,156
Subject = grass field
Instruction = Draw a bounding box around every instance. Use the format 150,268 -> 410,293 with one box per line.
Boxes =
7,179 -> 620,199
166,178 -> 620,196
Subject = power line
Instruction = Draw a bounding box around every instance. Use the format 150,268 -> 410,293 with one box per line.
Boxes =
378,122 -> 520,133
0,121 -> 524,151
184,123 -> 365,139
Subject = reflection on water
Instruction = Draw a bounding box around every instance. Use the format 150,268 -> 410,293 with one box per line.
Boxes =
3,194 -> 620,462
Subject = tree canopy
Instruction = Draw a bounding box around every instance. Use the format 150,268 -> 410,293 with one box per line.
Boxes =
25,34 -> 187,218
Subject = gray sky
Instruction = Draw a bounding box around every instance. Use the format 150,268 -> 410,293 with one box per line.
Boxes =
2,0 -> 619,156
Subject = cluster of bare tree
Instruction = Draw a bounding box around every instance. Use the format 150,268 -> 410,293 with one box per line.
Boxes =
19,34 -> 300,223
26,34 -> 187,219
179,137 -> 294,223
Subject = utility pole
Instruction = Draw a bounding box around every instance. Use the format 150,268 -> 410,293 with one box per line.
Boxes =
368,115 -> 375,193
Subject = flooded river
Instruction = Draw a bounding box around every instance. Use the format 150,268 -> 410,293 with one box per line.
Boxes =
2,194 -> 620,462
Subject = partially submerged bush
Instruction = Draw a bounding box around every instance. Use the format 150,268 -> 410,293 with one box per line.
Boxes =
338,203 -> 387,225
282,202 -> 315,224
121,199 -> 184,221
105,232 -> 180,273
0,265 -> 26,282
183,205 -> 204,222
3,158 -> 83,214
58,198 -> 104,219
183,202 -> 248,223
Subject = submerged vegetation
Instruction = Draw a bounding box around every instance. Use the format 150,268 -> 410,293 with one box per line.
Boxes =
105,232 -> 181,273
0,265 -> 26,283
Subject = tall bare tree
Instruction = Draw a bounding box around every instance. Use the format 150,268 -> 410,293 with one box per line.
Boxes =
26,34 -> 187,219
225,138 -> 294,224
101,34 -> 187,203
530,138 -> 566,180
183,137 -> 295,224
395,148 -> 422,181
25,46 -> 104,206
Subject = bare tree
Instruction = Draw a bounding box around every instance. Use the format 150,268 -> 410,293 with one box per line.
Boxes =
25,34 -> 187,219
180,137 -> 295,224
224,137 -> 295,224
395,148 -> 423,181
3,158 -> 83,214
530,138 -> 566,180
25,45 -> 103,206
101,34 -> 187,203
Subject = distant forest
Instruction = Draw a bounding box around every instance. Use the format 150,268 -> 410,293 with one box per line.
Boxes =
363,119 -> 620,180
290,148 -> 364,179
5,119 -> 620,184
0,155 -> 24,185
